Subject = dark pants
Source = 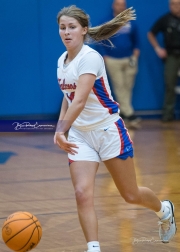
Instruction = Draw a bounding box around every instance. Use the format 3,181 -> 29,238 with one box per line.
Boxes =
163,54 -> 180,119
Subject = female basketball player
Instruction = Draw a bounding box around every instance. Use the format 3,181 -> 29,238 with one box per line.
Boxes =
54,5 -> 176,252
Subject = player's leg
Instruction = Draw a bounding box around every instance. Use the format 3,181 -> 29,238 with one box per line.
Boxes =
69,161 -> 100,249
103,157 -> 177,242
104,157 -> 161,210
67,127 -> 101,251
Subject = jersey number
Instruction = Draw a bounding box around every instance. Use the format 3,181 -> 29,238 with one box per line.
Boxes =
66,92 -> 75,102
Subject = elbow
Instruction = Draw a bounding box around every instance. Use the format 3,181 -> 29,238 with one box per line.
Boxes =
147,32 -> 153,40
72,98 -> 86,110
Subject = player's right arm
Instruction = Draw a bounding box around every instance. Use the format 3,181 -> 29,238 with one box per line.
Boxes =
54,73 -> 97,154
58,96 -> 68,121
54,95 -> 79,154
54,96 -> 68,145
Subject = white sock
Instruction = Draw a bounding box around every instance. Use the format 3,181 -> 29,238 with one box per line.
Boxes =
155,201 -> 170,219
87,241 -> 100,251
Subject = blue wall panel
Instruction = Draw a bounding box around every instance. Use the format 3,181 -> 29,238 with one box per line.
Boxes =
0,0 -> 42,116
0,0 -> 170,117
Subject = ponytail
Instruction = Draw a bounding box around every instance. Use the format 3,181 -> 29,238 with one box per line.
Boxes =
57,6 -> 136,45
87,8 -> 136,44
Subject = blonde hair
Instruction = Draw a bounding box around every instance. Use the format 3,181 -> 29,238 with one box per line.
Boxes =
57,5 -> 135,44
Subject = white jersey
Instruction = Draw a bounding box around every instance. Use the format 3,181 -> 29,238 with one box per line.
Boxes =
57,45 -> 120,131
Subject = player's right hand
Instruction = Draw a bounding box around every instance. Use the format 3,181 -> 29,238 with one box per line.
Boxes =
54,132 -> 78,155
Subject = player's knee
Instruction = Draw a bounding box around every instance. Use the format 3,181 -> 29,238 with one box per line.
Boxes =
122,192 -> 141,205
74,187 -> 92,206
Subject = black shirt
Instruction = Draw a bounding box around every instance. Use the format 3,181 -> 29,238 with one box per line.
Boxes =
150,13 -> 180,53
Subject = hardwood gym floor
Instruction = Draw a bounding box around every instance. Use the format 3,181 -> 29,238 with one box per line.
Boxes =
0,119 -> 179,252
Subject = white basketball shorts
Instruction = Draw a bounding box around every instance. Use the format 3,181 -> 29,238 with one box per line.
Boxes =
67,118 -> 133,164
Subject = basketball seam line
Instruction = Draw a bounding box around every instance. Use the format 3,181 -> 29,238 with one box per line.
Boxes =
5,220 -> 39,244
3,218 -> 35,227
16,225 -> 39,251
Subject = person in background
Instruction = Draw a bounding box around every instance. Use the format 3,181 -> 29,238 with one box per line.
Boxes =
95,0 -> 141,128
148,0 -> 180,122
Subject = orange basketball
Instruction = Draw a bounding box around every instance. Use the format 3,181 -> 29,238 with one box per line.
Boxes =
2,211 -> 42,252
